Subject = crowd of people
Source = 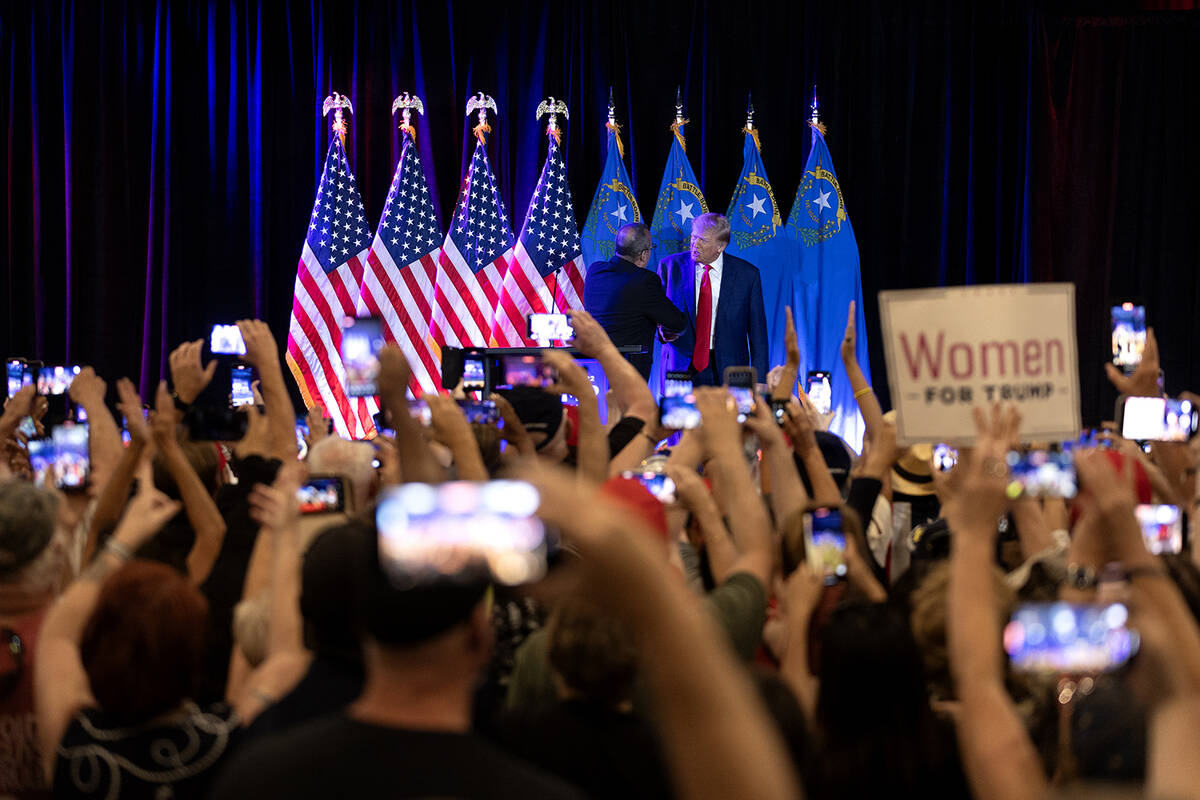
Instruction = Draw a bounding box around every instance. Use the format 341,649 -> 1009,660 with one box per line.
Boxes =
1,292 -> 1200,799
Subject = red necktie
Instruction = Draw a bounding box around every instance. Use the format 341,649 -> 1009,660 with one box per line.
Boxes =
693,264 -> 713,371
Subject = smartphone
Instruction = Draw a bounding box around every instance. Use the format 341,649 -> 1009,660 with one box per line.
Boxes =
1120,396 -> 1198,442
1111,303 -> 1146,374
36,365 -> 80,396
1005,449 -> 1077,499
723,366 -> 757,424
1004,602 -> 1139,674
341,317 -> 385,397
185,406 -> 248,441
6,359 -> 23,399
804,507 -> 847,584
660,371 -> 701,430
622,470 -> 676,503
230,365 -> 255,408
459,399 -> 499,425
769,398 -> 790,425
806,370 -> 833,415
499,354 -> 556,388
376,480 -> 549,586
210,324 -> 247,356
933,443 -> 958,472
296,476 -> 346,515
462,357 -> 487,391
527,313 -> 574,341
28,424 -> 90,491
295,421 -> 309,460
1136,504 -> 1183,555
74,405 -> 88,423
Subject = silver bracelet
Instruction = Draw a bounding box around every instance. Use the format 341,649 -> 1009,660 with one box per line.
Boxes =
104,539 -> 135,562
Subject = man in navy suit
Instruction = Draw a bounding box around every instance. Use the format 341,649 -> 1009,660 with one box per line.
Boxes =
583,223 -> 690,379
657,213 -> 769,385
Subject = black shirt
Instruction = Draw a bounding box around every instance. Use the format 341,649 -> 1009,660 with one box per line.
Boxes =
495,700 -> 672,800
55,703 -> 240,799
583,256 -> 689,379
243,655 -> 364,741
207,713 -> 584,799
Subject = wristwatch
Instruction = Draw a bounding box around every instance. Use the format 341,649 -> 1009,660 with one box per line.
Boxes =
170,391 -> 190,413
1065,563 -> 1097,590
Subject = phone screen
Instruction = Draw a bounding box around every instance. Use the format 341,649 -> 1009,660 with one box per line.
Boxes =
29,425 -> 90,490
933,443 -> 958,472
1005,449 -> 1077,499
230,365 -> 254,407
211,324 -> 247,356
1004,602 -> 1139,674
462,358 -> 486,390
376,481 -> 549,586
723,367 -> 757,423
6,360 -> 23,399
622,470 -> 676,503
660,372 -> 700,430
527,313 -> 575,341
804,507 -> 847,584
499,355 -> 556,388
1122,396 -> 1198,442
295,421 -> 309,460
1137,504 -> 1183,554
807,371 -> 832,415
36,365 -> 80,396
341,317 -> 385,397
459,399 -> 499,425
296,476 -> 346,515
1111,304 -> 1146,373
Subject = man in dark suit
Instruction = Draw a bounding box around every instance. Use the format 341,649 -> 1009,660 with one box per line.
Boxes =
583,223 -> 690,379
657,213 -> 769,385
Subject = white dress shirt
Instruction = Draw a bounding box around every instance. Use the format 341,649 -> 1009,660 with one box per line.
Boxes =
694,251 -> 723,348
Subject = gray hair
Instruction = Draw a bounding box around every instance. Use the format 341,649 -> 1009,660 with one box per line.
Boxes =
306,437 -> 377,512
614,224 -> 651,259
0,481 -> 59,578
692,213 -> 731,246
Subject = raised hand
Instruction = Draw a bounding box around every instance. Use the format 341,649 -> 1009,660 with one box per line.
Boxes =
236,319 -> 281,370
169,339 -> 217,404
542,349 -> 595,405
1105,327 -> 1160,398
944,405 -> 1020,538
840,300 -> 857,364
115,378 -> 151,447
564,309 -> 612,358
694,386 -> 742,453
110,475 -> 183,552
67,367 -> 106,408
150,381 -> 182,453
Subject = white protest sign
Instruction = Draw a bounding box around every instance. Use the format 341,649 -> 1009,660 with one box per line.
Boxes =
878,283 -> 1080,445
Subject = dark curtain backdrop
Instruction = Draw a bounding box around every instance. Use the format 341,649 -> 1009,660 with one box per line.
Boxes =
2,1 -> 1198,423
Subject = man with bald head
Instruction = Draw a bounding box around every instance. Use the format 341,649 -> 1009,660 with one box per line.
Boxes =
583,223 -> 689,379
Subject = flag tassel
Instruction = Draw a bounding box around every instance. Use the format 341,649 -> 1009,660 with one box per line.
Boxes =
606,120 -> 625,159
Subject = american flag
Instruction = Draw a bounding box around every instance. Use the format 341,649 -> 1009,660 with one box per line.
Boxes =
429,139 -> 514,349
286,129 -> 376,439
357,130 -> 443,396
491,135 -> 585,346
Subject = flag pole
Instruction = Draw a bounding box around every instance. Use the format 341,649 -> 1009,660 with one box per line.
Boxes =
606,87 -> 625,159
392,92 -> 425,142
741,92 -> 761,152
322,91 -> 355,148
809,85 -> 828,136
467,92 -> 497,145
670,86 -> 688,150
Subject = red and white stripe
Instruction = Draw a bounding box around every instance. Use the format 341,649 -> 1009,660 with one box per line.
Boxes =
490,246 -> 586,346
429,237 -> 510,349
357,240 -> 442,396
286,243 -> 376,439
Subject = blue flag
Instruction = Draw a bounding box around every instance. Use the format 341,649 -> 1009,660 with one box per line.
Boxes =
724,131 -> 793,374
649,131 -> 707,268
786,125 -> 869,451
581,126 -> 640,268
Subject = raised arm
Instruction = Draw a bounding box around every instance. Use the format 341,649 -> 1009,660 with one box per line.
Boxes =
840,301 -> 883,443
693,388 -> 773,590
377,346 -> 444,484
426,395 -> 488,482
67,368 -> 122,489
150,381 -> 227,585
781,397 -> 841,507
543,348 -> 606,484
770,306 -> 801,402
567,308 -> 657,423
35,472 -> 181,782
945,405 -> 1047,800
531,467 -> 803,800
239,319 -> 298,462
744,397 -> 810,526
